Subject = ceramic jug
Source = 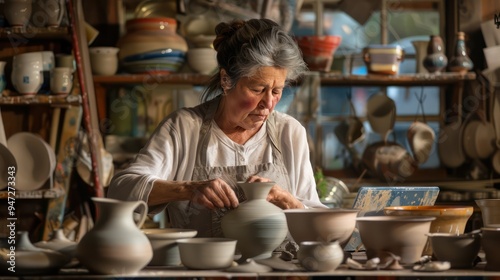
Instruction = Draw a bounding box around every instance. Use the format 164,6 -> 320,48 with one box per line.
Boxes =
221,181 -> 288,260
448,32 -> 473,74
423,35 -> 448,73
76,197 -> 152,275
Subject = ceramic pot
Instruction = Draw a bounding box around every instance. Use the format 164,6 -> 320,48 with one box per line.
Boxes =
89,47 -> 119,76
448,32 -> 473,74
31,0 -> 65,27
142,228 -> 198,267
116,17 -> 188,74
76,197 -> 152,275
221,181 -> 288,260
297,241 -> 344,272
4,0 -> 32,27
427,232 -> 481,269
411,40 -> 429,74
0,231 -> 69,275
475,199 -> 500,226
481,226 -> 500,271
423,35 -> 448,74
11,52 -> 44,95
363,45 -> 404,75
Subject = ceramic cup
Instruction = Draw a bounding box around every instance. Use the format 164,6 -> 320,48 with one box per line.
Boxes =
50,67 -> 73,96
31,0 -> 65,27
11,52 -> 44,95
55,54 -> 76,72
4,0 -> 32,27
89,47 -> 119,76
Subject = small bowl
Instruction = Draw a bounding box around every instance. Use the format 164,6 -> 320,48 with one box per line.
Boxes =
427,232 -> 481,268
142,228 -> 198,267
177,238 -> 237,270
356,216 -> 435,264
283,208 -> 359,247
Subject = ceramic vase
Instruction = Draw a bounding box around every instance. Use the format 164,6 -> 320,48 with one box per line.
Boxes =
297,241 -> 344,271
448,32 -> 473,74
221,181 -> 288,260
411,40 -> 429,74
0,231 -> 69,275
423,35 -> 448,74
76,197 -> 152,275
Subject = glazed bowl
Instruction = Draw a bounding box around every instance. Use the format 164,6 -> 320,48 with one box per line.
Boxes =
476,199 -> 500,226
177,238 -> 237,270
356,216 -> 435,264
427,232 -> 481,268
384,205 -> 474,255
481,225 -> 500,271
142,228 -> 198,267
283,208 -> 359,247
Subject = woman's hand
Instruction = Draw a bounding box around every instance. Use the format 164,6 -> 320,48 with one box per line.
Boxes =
189,178 -> 239,210
246,176 -> 305,209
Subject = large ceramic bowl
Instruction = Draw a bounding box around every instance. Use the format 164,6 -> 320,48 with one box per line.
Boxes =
143,228 -> 198,266
0,143 -> 17,190
7,132 -> 56,191
356,216 -> 435,264
384,205 -> 474,255
177,238 -> 237,270
283,208 -> 359,247
427,232 -> 481,268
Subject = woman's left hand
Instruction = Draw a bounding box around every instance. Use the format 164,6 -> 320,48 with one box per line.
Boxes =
246,176 -> 305,209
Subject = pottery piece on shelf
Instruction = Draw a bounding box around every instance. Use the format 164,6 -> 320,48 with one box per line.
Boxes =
34,228 -> 77,258
0,231 -> 69,275
221,181 -> 288,260
89,47 -> 119,76
423,35 -> 448,74
411,40 -> 429,74
448,32 -> 474,74
427,231 -> 481,269
481,226 -> 500,271
76,197 -> 153,275
363,44 -> 404,75
356,216 -> 435,264
297,241 -> 344,272
4,0 -> 33,27
475,199 -> 500,226
142,228 -> 198,267
177,237 -> 237,270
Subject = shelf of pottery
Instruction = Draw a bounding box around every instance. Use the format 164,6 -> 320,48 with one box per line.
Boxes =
0,0 -> 103,241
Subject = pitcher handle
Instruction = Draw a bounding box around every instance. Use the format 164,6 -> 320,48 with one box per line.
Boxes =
134,200 -> 148,228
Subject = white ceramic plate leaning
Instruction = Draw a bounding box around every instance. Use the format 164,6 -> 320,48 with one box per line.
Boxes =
7,132 -> 56,191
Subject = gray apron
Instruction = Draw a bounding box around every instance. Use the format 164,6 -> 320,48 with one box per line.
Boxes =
166,97 -> 292,238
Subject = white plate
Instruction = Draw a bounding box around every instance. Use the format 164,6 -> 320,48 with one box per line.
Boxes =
7,132 -> 56,191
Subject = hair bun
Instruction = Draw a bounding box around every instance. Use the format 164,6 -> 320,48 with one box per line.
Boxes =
213,19 -> 246,52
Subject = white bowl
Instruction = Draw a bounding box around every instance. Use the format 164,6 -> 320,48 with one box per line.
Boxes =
177,238 -> 236,270
7,132 -> 56,191
142,228 -> 198,266
187,48 -> 218,75
0,143 -> 17,190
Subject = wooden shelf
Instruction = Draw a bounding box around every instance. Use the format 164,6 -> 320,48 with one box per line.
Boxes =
0,94 -> 81,106
93,72 -> 476,88
93,73 -> 212,86
0,188 -> 65,199
0,26 -> 70,40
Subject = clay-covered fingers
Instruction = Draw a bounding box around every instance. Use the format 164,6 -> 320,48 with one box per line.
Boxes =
246,175 -> 271,183
191,179 -> 239,210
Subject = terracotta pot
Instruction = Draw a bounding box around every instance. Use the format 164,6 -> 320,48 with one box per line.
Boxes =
76,197 -> 152,275
221,181 -> 288,260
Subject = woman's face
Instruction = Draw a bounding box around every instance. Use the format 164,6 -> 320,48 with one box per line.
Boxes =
223,66 -> 287,131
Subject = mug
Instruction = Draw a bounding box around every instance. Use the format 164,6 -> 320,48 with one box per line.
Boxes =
50,67 -> 73,96
89,47 -> 119,76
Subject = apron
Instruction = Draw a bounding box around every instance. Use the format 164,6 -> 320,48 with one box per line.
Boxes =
166,96 -> 292,238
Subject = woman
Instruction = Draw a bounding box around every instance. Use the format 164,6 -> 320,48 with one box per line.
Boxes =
107,18 -> 326,238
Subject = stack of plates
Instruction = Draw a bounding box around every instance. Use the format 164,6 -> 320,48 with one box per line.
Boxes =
120,48 -> 185,74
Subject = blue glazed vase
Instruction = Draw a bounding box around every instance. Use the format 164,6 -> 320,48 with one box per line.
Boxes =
423,35 -> 448,74
448,32 -> 473,74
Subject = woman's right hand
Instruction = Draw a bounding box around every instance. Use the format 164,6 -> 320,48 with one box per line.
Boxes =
189,178 -> 239,210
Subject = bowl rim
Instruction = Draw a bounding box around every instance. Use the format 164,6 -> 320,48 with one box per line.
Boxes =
356,216 -> 436,222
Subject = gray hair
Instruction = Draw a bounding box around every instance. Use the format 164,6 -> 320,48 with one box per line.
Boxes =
201,18 -> 307,102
